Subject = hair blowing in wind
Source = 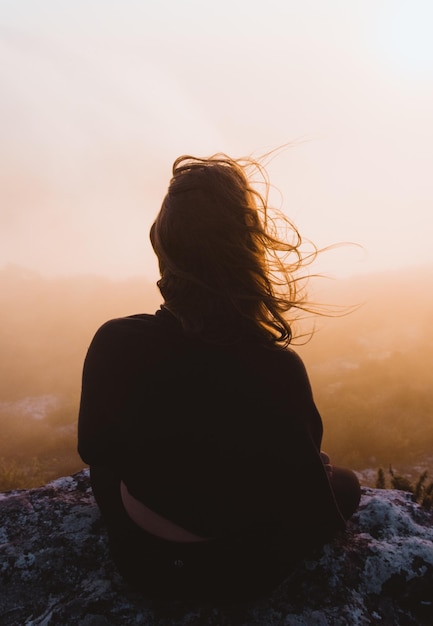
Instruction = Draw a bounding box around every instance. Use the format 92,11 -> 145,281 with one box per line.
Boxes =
150,152 -> 322,346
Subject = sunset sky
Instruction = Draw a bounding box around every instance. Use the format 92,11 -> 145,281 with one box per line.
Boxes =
1,0 -> 432,282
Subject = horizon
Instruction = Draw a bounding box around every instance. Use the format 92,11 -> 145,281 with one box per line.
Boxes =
2,255 -> 433,284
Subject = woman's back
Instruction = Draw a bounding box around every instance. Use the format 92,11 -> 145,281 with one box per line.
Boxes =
78,306 -> 344,539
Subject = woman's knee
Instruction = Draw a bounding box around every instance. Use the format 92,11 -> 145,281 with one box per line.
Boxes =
329,466 -> 361,521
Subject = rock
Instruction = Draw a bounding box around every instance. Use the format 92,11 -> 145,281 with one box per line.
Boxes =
0,470 -> 432,625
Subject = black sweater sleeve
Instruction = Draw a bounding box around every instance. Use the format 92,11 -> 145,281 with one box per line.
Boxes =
78,320 -> 132,466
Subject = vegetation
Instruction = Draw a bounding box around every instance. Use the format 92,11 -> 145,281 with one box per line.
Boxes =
298,266 -> 433,472
375,466 -> 433,511
0,395 -> 82,491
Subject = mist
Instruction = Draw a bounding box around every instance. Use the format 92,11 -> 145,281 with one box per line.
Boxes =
1,2 -> 433,489
1,264 -> 432,490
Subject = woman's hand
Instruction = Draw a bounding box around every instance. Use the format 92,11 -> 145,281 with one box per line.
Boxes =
320,450 -> 333,478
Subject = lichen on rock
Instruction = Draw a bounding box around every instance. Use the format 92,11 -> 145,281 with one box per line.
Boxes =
0,471 -> 432,625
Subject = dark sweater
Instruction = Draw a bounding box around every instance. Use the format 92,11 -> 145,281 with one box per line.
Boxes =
78,306 -> 345,540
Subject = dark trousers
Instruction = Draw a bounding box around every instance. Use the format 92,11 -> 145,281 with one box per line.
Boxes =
90,465 -> 360,602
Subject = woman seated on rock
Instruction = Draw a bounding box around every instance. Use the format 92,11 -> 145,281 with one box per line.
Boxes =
77,151 -> 361,602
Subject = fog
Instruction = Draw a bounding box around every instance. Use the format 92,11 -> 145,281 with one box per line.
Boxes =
1,265 -> 432,490
1,2 -> 433,489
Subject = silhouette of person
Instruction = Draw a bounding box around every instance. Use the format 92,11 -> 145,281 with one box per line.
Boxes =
78,152 -> 361,602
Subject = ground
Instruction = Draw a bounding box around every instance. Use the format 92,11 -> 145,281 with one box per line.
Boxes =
0,470 -> 432,625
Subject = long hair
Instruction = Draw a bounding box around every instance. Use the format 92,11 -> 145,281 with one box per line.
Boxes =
150,152 -> 319,346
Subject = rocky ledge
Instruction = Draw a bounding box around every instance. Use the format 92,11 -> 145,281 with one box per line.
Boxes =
0,470 -> 433,626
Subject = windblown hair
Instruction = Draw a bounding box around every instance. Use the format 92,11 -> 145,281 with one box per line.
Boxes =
150,152 -> 318,347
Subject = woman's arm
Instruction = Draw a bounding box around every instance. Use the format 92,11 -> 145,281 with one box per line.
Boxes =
320,450 -> 333,478
77,320 -> 126,466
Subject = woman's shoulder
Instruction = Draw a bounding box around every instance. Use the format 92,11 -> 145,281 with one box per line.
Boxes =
260,342 -> 308,369
87,306 -> 181,353
250,343 -> 313,393
91,313 -> 156,339
86,311 -> 165,353
91,305 -> 174,335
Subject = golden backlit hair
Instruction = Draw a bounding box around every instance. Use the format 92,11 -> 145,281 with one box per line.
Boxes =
150,151 -> 319,346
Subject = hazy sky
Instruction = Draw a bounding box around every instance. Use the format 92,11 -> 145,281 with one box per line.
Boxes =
1,0 -> 433,281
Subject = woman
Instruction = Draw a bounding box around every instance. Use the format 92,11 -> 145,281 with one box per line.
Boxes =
78,152 -> 361,602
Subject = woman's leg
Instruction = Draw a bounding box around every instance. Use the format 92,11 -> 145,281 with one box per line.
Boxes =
89,466 -> 282,601
89,465 -> 128,527
89,466 -> 145,572
328,466 -> 362,521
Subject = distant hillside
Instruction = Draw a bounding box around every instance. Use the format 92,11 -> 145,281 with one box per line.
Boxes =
0,265 -> 162,488
297,264 -> 433,471
0,263 -> 432,489
0,264 -> 161,400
